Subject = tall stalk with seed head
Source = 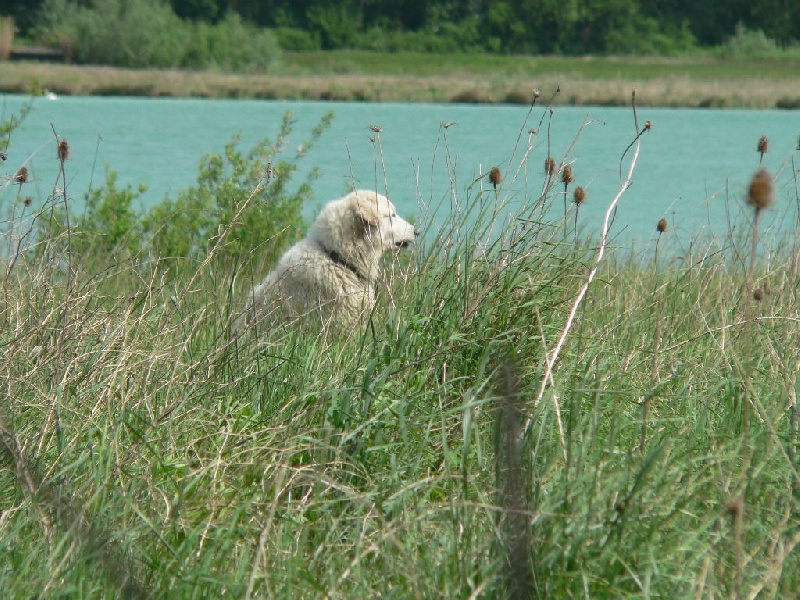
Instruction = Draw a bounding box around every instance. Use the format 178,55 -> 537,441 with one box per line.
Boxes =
641,217 -> 668,453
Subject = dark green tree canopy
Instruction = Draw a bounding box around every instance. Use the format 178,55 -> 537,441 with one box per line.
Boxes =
3,0 -> 798,54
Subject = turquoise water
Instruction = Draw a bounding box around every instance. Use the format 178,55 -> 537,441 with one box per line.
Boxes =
2,94 -> 798,250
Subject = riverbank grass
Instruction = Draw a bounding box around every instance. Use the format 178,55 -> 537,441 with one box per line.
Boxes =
2,51 -> 800,107
1,99 -> 798,597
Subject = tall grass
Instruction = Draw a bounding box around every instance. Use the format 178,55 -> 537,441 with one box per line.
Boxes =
1,91 -> 799,598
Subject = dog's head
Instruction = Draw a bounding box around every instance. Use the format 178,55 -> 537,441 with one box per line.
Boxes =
351,190 -> 418,251
310,190 -> 418,281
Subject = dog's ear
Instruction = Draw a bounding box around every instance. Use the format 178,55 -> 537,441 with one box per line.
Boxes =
355,194 -> 381,227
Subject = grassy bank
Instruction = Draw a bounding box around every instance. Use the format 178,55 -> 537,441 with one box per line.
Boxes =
1,97 -> 799,597
2,51 -> 800,107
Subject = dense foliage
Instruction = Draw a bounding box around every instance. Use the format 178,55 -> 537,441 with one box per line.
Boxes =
29,0 -> 282,69
1,0 -> 798,62
35,109 -> 333,277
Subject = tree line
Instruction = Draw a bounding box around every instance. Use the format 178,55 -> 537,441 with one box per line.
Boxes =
2,0 -> 798,58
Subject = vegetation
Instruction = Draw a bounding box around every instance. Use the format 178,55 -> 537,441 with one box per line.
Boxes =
0,0 -> 797,108
36,110 -> 333,279
1,0 -> 799,68
3,53 -> 800,108
30,0 -> 282,70
1,92 -> 799,597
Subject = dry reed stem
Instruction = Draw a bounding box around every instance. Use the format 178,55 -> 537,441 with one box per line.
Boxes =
640,225 -> 666,453
524,91 -> 648,440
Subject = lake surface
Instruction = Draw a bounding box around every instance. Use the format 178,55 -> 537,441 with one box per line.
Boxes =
2,94 -> 798,252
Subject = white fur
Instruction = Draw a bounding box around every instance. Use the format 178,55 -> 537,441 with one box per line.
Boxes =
238,190 -> 417,329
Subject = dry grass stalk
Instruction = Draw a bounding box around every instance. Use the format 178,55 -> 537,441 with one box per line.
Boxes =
640,218 -> 667,453
524,90 -> 649,442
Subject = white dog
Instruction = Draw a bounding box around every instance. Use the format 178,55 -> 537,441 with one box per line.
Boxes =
238,190 -> 418,330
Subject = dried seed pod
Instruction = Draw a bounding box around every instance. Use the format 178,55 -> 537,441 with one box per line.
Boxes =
561,164 -> 574,185
57,139 -> 70,162
657,218 -> 667,233
544,156 -> 556,176
14,166 -> 29,184
747,168 -> 774,211
757,135 -> 768,155
573,186 -> 586,206
489,166 -> 502,190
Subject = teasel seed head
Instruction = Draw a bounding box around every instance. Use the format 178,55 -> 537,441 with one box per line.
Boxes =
657,217 -> 667,233
57,139 -> 70,162
747,168 -> 774,211
14,166 -> 29,184
753,288 -> 763,301
573,186 -> 585,206
544,156 -> 556,176
561,164 -> 574,185
488,166 -> 502,189
757,135 -> 768,156
23,196 -> 33,207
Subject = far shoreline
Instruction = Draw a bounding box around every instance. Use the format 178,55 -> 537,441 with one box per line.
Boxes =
1,57 -> 799,110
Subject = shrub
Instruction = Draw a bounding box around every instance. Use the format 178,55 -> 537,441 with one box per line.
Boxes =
35,0 -> 189,68
34,167 -> 147,269
306,4 -> 360,50
34,0 -> 281,71
274,27 -> 322,52
36,110 -> 334,278
719,23 -> 783,59
183,13 -> 282,71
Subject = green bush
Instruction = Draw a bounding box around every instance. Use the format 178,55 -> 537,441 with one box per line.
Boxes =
605,17 -> 698,55
34,168 -> 146,269
352,27 -> 469,53
183,14 -> 282,71
35,0 -> 281,71
717,22 -> 797,59
274,27 -> 322,52
36,0 -> 189,68
37,110 -> 334,277
306,4 -> 360,50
